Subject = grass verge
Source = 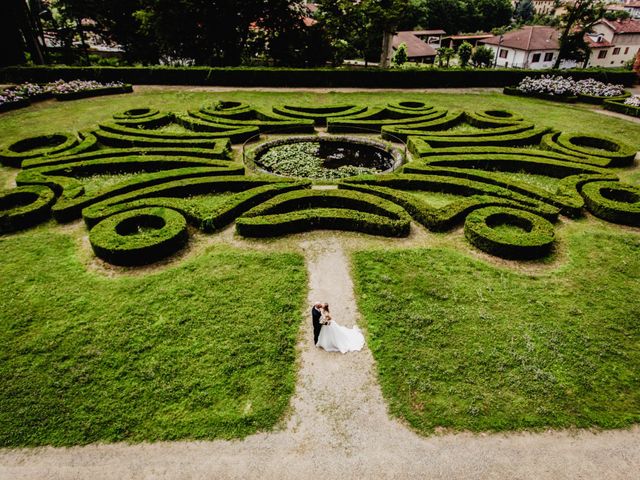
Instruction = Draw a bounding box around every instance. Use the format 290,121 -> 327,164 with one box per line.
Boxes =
0,228 -> 306,447
353,223 -> 640,432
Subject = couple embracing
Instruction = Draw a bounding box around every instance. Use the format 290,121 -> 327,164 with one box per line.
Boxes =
311,302 -> 365,354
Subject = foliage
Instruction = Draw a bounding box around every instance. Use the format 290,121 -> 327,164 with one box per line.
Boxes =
458,42 -> 473,68
436,47 -> 455,68
471,45 -> 494,67
515,0 -> 535,22
256,142 -> 381,179
392,43 -> 408,67
554,0 -> 606,69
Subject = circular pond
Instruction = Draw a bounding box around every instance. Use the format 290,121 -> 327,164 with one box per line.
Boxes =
250,136 -> 403,180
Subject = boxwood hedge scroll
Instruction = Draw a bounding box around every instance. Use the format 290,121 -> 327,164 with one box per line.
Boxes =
0,100 -> 637,265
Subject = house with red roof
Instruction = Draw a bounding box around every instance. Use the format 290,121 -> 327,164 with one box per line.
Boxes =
391,31 -> 442,64
480,26 -> 576,69
591,18 -> 640,66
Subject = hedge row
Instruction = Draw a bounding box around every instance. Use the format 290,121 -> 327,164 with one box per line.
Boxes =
0,132 -> 80,167
0,184 -> 57,233
406,126 -> 551,149
576,91 -> 631,105
580,181 -> 640,226
54,84 -> 133,101
16,159 -> 241,221
89,206 -> 189,266
190,109 -> 315,134
603,99 -> 640,118
327,109 -> 447,133
402,163 -> 584,217
381,112 -> 466,141
464,206 -> 556,260
81,175 -> 303,227
236,189 -> 411,237
503,86 -> 577,103
540,132 -> 636,167
92,127 -> 233,149
1,66 -> 634,87
272,104 -> 368,126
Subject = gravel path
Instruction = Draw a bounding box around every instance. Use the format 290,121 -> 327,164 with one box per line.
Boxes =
1,237 -> 639,479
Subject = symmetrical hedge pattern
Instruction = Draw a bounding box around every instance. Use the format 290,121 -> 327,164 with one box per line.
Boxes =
1,100 -> 637,264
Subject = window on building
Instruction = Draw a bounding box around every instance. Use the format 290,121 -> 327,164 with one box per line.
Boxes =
613,47 -> 621,55
624,47 -> 629,54
598,50 -> 607,59
531,53 -> 541,63
544,52 -> 553,62
499,49 -> 508,59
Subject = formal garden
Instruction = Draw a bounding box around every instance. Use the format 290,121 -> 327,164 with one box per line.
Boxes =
0,87 -> 639,447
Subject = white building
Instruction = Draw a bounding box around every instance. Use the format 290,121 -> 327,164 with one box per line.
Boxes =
591,18 -> 640,66
480,26 -> 576,69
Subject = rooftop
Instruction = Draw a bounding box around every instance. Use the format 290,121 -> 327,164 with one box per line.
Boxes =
598,18 -> 640,33
481,26 -> 560,51
392,31 -> 437,58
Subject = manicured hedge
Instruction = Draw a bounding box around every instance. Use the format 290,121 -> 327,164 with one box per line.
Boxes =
576,91 -> 631,105
272,104 -> 368,126
381,111 -> 466,141
580,181 -> 640,226
603,99 -> 640,118
92,127 -> 233,149
0,184 -> 56,233
89,207 -> 189,266
191,109 -> 315,133
0,98 -> 30,113
1,66 -> 634,88
339,173 -> 559,225
464,206 -> 556,259
236,189 -> 411,237
0,132 -> 79,167
54,84 -> 133,101
503,86 -> 577,103
327,109 -> 446,133
541,132 -> 636,167
406,126 -> 551,149
113,110 -> 173,129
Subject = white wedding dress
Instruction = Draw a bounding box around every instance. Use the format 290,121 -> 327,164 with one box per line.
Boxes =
316,314 -> 365,353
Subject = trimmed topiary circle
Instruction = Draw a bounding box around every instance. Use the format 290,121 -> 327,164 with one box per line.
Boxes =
0,133 -> 79,167
581,181 -> 640,226
89,207 -> 189,266
0,185 -> 56,233
464,206 -> 555,259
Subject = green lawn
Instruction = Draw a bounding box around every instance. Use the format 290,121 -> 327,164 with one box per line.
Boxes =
0,227 -> 306,447
353,222 -> 640,433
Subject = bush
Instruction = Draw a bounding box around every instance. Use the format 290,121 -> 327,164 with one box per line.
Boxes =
54,84 -> 133,101
236,189 -> 411,237
0,185 -> 57,233
464,206 -> 556,259
541,132 -> 636,167
88,207 -> 189,266
1,66 -> 634,88
580,181 -> 640,226
603,98 -> 640,118
0,133 -> 80,168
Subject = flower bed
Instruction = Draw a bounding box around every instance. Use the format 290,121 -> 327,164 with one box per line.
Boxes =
504,75 -> 629,104
0,79 -> 132,113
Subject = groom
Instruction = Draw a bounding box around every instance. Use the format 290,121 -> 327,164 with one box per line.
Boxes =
311,302 -> 323,346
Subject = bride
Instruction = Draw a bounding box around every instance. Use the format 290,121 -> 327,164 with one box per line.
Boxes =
316,303 -> 365,353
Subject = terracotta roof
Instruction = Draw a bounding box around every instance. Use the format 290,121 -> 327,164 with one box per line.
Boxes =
599,18 -> 640,33
392,31 -> 437,58
584,34 -> 613,48
624,1 -> 640,8
481,26 -> 560,51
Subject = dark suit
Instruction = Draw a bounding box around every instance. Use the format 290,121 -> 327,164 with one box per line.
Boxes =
312,307 -> 323,345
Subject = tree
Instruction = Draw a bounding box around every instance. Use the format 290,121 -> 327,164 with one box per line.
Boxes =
554,0 -> 606,69
604,10 -> 631,22
437,46 -> 455,67
458,41 -> 473,67
472,45 -> 494,67
471,0 -> 514,32
515,0 -> 535,22
0,0 -> 45,66
392,42 -> 408,66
